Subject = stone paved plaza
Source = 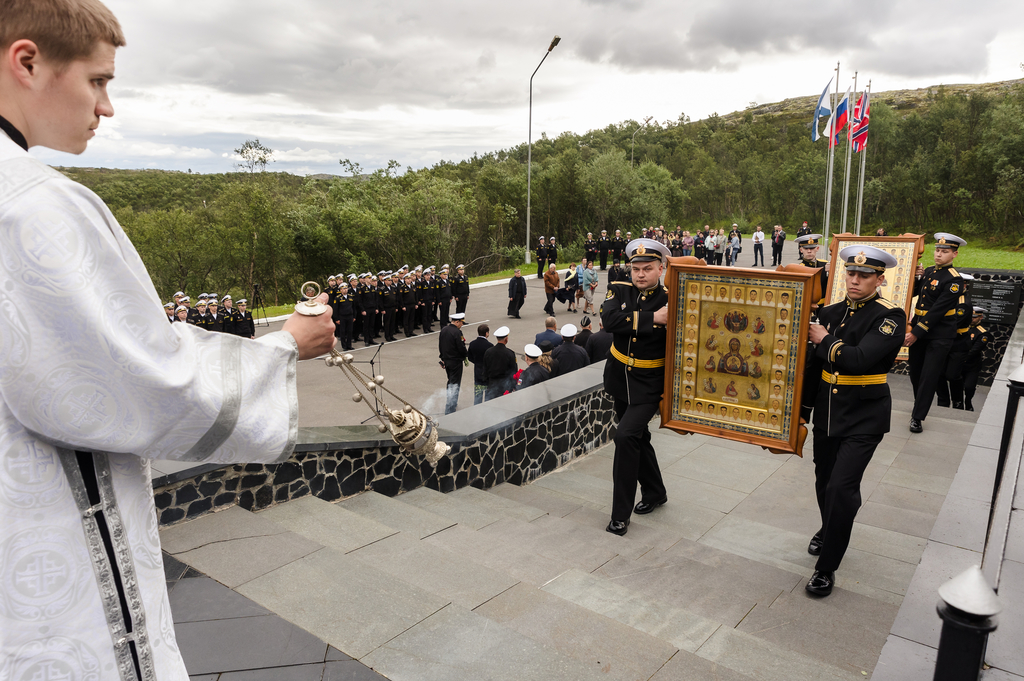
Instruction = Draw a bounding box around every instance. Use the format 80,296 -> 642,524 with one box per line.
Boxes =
159,370 -> 1024,680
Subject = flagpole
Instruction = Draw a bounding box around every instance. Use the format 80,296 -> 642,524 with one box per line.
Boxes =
854,80 -> 871,236
840,72 -> 857,234
823,61 -> 839,252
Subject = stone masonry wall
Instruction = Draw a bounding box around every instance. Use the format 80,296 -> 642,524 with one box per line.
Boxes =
154,387 -> 616,526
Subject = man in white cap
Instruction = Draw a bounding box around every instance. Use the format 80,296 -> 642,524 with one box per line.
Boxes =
602,237 -> 673,536
801,245 -> 906,596
795,233 -> 829,306
551,323 -> 589,377
484,326 -> 518,399
535,237 -> 548,279
453,264 -> 470,315
906,233 -> 966,433
517,343 -> 550,389
438,312 -> 468,414
598,229 -> 611,270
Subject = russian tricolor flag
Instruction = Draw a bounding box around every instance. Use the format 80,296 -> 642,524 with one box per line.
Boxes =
829,87 -> 852,148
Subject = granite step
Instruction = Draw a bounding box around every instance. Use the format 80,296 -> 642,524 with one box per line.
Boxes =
257,495 -> 397,553
393,486 -> 525,529
338,489 -> 456,538
448,484 -> 549,522
473,581 -> 679,681
488,480 -> 598,517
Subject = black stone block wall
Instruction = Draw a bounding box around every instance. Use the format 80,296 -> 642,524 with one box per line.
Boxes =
154,386 -> 617,527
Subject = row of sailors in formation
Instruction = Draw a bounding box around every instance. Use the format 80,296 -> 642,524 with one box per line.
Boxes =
165,293 -> 255,338
317,264 -> 472,349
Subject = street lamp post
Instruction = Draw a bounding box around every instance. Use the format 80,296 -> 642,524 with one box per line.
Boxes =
526,35 -> 560,266
631,116 -> 653,167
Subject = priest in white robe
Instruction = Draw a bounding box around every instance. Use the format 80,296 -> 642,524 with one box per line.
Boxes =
0,3 -> 336,678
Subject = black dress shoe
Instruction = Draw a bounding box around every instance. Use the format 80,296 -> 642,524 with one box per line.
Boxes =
807,532 -> 823,556
966,402 -> 975,411
909,418 -> 923,433
937,401 -> 950,408
805,570 -> 835,597
606,519 -> 629,536
634,498 -> 667,515
953,402 -> 964,410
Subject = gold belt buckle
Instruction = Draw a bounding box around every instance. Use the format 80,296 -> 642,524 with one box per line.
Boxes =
626,357 -> 636,367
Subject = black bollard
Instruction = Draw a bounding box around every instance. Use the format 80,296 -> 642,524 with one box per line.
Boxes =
933,566 -> 1001,681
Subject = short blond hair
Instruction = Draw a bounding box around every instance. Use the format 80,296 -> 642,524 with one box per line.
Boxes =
0,0 -> 125,66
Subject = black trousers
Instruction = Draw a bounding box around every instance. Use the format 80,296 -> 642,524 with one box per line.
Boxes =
753,242 -> 764,266
444,362 -> 463,414
486,377 -> 513,400
938,343 -> 969,406
909,337 -> 954,421
382,308 -> 396,340
963,365 -> 982,407
403,307 -> 417,336
599,252 -> 608,270
812,429 -> 883,572
335,318 -> 353,350
544,292 -> 556,315
455,296 -> 468,314
421,304 -> 433,333
771,243 -> 783,265
439,299 -> 451,325
362,312 -> 375,345
610,399 -> 667,522
537,259 -> 545,279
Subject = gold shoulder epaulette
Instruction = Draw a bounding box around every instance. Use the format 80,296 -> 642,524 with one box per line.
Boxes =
875,297 -> 899,309
977,326 -> 987,333
610,281 -> 634,287
948,267 -> 960,277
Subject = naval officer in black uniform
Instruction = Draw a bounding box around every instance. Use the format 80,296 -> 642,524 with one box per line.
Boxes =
795,233 -> 829,307
602,238 -> 672,536
802,245 -> 906,596
906,233 -> 966,433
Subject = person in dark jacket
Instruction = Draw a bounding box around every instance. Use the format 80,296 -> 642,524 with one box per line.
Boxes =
436,268 -> 453,325
586,319 -> 613,363
602,238 -> 672,537
235,299 -> 255,338
220,295 -> 237,335
508,268 -> 527,318
467,324 -> 493,405
401,273 -> 419,337
418,270 -> 436,333
958,307 -> 989,411
453,264 -> 471,314
574,316 -> 593,349
535,237 -> 548,279
800,245 -> 906,597
438,313 -> 469,414
551,324 -> 589,376
484,326 -> 518,399
516,343 -> 550,389
535,317 -> 563,347
206,299 -> 224,333
332,282 -> 355,350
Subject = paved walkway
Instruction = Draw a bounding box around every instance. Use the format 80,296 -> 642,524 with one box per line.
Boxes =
163,373 -> 991,679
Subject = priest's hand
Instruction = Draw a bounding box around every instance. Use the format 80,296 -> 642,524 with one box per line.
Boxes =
283,294 -> 336,359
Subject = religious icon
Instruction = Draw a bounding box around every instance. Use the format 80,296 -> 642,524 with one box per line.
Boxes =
725,380 -> 738,397
724,310 -> 749,333
705,336 -> 719,351
750,361 -> 763,379
707,312 -> 720,329
749,339 -> 764,356
703,377 -> 717,393
746,383 -> 761,400
717,337 -> 749,376
704,356 -> 717,371
753,316 -> 766,334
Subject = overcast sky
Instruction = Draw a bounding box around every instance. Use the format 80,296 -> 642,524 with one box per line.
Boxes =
30,0 -> 1024,175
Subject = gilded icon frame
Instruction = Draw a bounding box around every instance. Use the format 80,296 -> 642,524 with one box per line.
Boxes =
661,260 -> 817,455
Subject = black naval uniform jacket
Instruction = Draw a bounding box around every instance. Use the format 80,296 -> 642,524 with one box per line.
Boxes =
584,239 -> 598,261
235,310 -> 255,338
598,236 -> 610,256
220,308 -> 236,335
965,324 -> 989,368
911,264 -> 964,340
400,282 -> 418,310
453,274 -> 470,299
601,280 -> 668,406
800,258 -> 829,306
611,236 -> 626,259
801,293 -> 906,437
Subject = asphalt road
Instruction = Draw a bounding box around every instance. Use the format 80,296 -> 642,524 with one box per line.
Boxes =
257,239 -> 804,427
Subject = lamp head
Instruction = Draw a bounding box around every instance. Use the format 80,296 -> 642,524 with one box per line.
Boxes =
549,35 -> 561,51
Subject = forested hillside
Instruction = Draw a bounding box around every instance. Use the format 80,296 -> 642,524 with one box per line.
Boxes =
57,79 -> 1024,305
